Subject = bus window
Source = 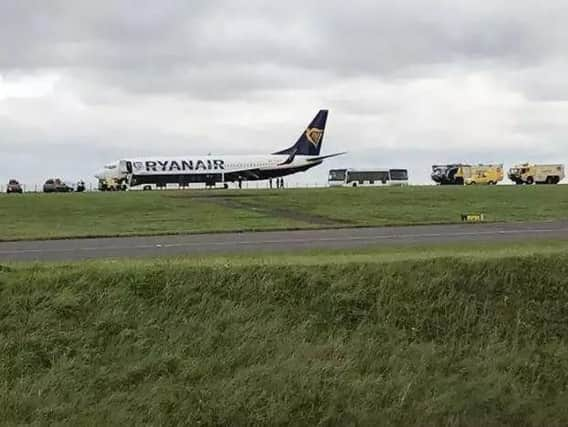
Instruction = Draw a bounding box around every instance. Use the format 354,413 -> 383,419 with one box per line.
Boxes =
330,169 -> 408,187
329,169 -> 347,182
389,169 -> 409,181
348,170 -> 389,183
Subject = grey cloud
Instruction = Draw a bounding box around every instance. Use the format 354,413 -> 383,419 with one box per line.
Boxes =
2,0 -> 567,99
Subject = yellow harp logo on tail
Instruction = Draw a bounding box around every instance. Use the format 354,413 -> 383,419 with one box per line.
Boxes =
306,128 -> 324,147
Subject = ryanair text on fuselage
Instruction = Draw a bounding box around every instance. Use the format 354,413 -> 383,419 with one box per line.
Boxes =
139,159 -> 225,173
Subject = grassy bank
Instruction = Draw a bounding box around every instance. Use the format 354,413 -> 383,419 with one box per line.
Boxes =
1,246 -> 568,425
1,185 -> 568,241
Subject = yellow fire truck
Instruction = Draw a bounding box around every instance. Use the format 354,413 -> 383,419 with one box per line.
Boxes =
508,164 -> 565,185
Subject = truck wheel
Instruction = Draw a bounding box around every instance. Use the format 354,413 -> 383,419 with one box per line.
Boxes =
545,176 -> 554,184
488,181 -> 495,185
352,182 -> 358,188
526,177 -> 534,185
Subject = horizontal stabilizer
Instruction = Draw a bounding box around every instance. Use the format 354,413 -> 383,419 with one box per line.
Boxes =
305,152 -> 347,163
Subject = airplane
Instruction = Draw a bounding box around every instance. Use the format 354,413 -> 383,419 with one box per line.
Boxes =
95,110 -> 345,190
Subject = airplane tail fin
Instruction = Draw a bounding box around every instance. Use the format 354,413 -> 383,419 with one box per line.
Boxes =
274,110 -> 328,156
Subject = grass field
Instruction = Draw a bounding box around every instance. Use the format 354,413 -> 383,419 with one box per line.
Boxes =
2,242 -> 568,425
1,185 -> 568,241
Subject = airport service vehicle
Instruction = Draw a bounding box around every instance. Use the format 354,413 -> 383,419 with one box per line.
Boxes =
95,110 -> 345,190
461,164 -> 504,185
329,169 -> 409,187
6,179 -> 23,193
98,177 -> 127,192
431,164 -> 504,185
43,179 -> 74,193
508,164 -> 565,185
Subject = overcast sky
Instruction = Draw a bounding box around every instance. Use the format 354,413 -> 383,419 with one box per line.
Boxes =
1,0 -> 568,188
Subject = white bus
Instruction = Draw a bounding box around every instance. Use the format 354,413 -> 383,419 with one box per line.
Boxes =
328,169 -> 409,187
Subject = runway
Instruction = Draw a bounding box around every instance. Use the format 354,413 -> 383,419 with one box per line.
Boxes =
1,221 -> 568,262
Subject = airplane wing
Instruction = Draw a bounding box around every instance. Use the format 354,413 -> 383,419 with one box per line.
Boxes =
224,168 -> 262,181
240,169 -> 262,179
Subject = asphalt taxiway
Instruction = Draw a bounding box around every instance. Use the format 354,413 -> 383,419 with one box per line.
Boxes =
1,221 -> 568,262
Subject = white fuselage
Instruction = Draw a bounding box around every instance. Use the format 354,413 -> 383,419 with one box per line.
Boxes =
95,154 -> 323,185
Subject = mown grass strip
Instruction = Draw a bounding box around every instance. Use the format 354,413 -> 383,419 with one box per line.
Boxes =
1,185 -> 568,241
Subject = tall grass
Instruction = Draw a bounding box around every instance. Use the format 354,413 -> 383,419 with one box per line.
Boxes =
1,254 -> 568,425
2,185 -> 568,240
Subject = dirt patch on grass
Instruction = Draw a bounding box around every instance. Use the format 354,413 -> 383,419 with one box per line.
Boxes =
203,196 -> 352,226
